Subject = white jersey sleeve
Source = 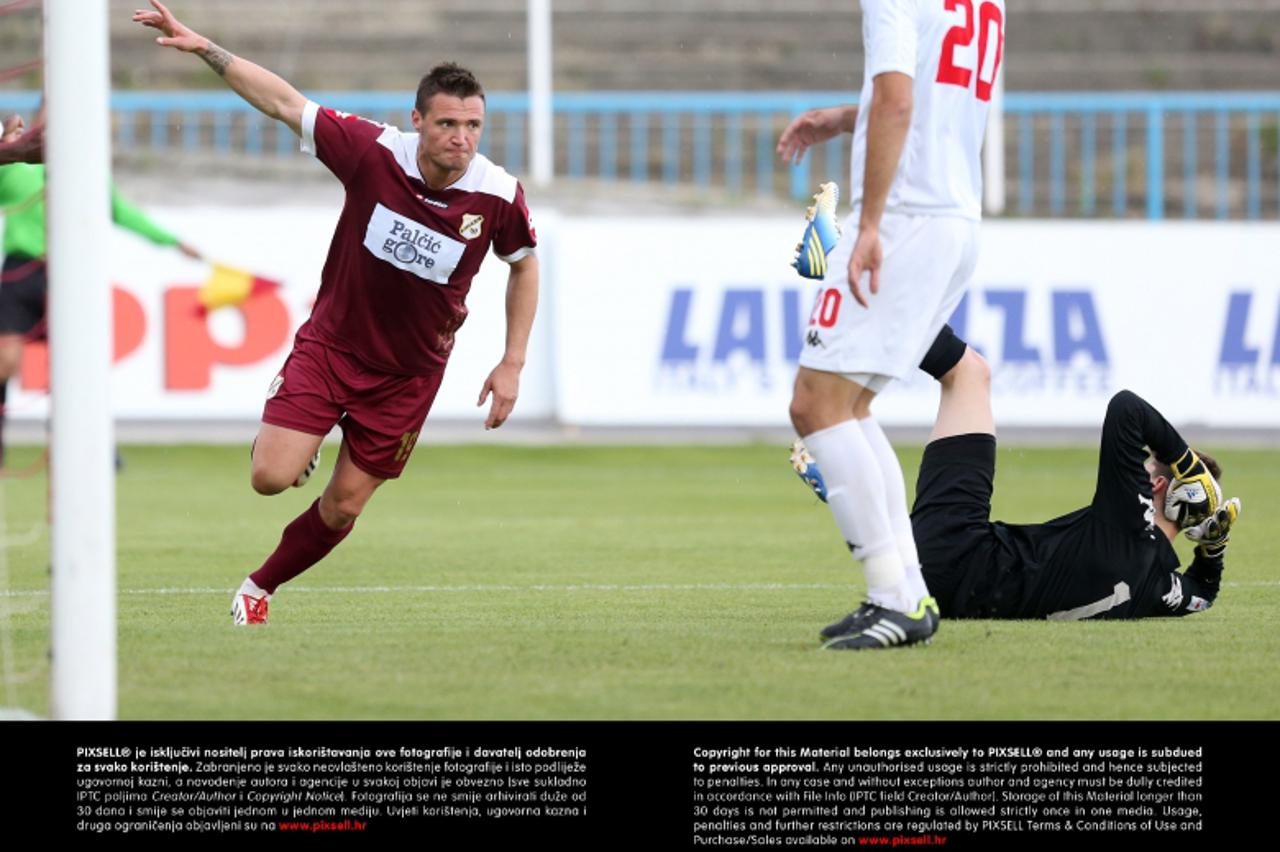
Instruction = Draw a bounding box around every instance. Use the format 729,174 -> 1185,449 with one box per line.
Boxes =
864,0 -> 919,79
848,0 -> 1007,221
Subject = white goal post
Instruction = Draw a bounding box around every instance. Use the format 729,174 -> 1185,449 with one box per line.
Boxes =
44,0 -> 117,720
528,0 -> 553,187
983,70 -> 1006,215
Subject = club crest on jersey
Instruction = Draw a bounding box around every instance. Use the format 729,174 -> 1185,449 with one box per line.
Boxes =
460,213 -> 484,240
266,375 -> 283,400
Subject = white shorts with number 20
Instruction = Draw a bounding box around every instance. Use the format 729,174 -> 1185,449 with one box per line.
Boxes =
798,210 -> 979,384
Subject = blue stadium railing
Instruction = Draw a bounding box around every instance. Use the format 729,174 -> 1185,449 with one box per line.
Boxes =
1002,91 -> 1280,221
2,90 -> 1277,219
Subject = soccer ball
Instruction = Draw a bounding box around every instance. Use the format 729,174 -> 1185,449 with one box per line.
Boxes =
1163,476 -> 1219,529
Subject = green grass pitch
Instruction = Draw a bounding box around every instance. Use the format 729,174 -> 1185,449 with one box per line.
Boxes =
1,441 -> 1276,720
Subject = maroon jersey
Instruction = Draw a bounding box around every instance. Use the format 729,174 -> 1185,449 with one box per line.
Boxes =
297,101 -> 537,375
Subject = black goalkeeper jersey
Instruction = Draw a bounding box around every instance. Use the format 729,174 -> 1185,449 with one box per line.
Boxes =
921,391 -> 1223,620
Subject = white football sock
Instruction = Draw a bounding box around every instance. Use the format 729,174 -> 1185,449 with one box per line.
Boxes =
803,420 -> 912,612
859,416 -> 931,607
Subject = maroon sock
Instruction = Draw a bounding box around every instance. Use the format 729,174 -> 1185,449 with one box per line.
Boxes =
0,380 -> 7,467
250,499 -> 353,594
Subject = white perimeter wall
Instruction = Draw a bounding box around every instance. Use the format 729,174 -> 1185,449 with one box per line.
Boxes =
5,211 -> 1278,430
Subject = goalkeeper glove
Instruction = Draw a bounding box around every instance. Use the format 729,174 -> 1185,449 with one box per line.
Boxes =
1185,497 -> 1240,558
1163,448 -> 1222,528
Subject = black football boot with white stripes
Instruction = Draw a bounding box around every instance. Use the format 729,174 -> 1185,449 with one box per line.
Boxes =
819,602 -> 880,642
820,598 -> 937,650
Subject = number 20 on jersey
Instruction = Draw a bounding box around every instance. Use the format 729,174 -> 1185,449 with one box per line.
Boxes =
936,0 -> 1005,102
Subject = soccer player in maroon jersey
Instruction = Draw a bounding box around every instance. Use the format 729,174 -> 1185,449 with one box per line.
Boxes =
134,2 -> 539,625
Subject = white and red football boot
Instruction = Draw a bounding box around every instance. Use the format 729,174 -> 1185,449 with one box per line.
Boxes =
231,578 -> 271,626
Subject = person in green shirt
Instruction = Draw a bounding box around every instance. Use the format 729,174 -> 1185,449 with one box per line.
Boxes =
0,160 -> 200,463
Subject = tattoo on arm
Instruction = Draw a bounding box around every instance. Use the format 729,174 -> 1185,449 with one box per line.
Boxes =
199,42 -> 234,76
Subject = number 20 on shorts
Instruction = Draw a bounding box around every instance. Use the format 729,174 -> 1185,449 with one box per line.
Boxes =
936,0 -> 1005,102
809,288 -> 842,329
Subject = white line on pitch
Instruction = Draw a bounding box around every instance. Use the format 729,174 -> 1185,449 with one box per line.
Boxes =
3,580 -> 1279,599
2,582 -> 846,598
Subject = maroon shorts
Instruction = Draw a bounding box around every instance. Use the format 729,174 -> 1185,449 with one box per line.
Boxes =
262,337 -> 444,479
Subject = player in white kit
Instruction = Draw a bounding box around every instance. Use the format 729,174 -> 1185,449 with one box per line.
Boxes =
779,0 -> 1006,650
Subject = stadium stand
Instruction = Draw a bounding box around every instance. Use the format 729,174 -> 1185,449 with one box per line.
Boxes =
72,0 -> 1280,93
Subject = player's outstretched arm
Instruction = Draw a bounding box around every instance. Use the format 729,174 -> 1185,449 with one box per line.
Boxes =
776,105 -> 857,166
478,255 -> 539,430
108,180 -> 203,259
133,1 -> 305,136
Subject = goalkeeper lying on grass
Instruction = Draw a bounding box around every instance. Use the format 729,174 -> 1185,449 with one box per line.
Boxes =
793,325 -> 1241,637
